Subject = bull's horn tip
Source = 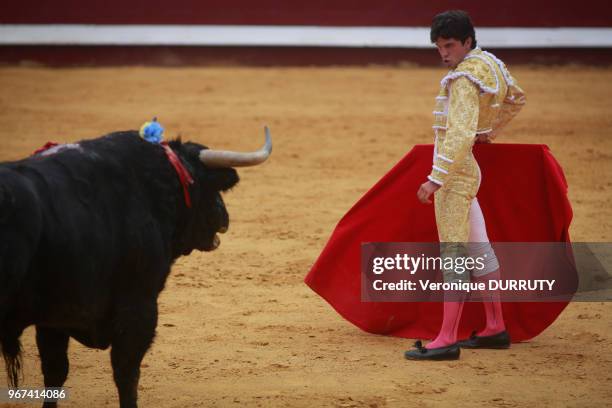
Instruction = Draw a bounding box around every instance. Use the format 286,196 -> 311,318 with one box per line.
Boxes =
264,126 -> 272,152
199,127 -> 272,168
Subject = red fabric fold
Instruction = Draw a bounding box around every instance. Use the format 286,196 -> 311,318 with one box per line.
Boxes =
304,144 -> 574,342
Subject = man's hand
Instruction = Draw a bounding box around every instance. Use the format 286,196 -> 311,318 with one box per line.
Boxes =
417,180 -> 441,204
475,131 -> 496,144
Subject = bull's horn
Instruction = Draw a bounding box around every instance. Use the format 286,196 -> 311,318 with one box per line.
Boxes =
199,126 -> 272,168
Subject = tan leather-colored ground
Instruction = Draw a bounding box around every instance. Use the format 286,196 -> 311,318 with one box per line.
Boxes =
1,65 -> 611,407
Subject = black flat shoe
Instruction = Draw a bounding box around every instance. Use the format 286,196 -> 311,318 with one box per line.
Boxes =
457,330 -> 511,349
404,340 -> 460,361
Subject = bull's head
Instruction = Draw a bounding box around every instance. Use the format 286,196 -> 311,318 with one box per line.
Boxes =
172,128 -> 272,255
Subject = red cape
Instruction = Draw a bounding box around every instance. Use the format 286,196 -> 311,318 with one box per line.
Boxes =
305,144 -> 574,342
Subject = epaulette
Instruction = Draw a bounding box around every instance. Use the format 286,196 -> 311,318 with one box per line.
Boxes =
440,52 -> 500,95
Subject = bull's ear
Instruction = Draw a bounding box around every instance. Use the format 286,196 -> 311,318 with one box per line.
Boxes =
209,168 -> 239,192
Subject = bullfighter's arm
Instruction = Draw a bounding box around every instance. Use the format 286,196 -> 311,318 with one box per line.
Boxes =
488,77 -> 526,141
427,76 -> 479,186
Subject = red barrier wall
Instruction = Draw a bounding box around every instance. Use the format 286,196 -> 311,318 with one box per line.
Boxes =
3,0 -> 612,27
2,1 -> 611,65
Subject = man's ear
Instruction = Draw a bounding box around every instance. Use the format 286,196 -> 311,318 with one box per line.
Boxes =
209,168 -> 240,192
463,37 -> 473,49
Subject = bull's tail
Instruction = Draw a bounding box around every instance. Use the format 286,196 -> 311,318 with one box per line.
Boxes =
1,332 -> 23,387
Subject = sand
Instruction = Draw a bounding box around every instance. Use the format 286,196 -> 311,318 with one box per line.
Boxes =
0,64 -> 611,407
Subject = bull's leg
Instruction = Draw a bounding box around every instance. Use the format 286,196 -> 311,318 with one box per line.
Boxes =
110,302 -> 157,408
35,326 -> 69,408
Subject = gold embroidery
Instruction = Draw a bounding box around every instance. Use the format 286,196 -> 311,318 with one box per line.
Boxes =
429,48 -> 526,183
491,78 -> 526,139
427,49 -> 525,279
430,76 -> 479,185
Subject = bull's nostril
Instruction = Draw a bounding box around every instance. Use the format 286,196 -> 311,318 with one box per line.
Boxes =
219,226 -> 228,234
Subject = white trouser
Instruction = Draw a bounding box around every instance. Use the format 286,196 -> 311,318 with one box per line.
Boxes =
467,198 -> 500,277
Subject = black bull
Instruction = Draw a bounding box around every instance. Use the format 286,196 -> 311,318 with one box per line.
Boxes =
0,131 -> 268,407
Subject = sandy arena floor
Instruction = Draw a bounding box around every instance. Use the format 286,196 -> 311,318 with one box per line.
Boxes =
0,64 -> 611,407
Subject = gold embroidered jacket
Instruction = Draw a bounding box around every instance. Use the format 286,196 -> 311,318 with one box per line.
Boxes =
428,48 -> 526,186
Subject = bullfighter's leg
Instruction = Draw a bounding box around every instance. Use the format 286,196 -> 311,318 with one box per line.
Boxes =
424,186 -> 472,350
35,326 -> 69,408
425,155 -> 480,351
467,198 -> 506,338
110,302 -> 157,408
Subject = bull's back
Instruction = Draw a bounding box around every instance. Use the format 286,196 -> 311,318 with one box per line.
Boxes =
0,167 -> 43,324
4,135 -> 172,329
18,146 -> 132,324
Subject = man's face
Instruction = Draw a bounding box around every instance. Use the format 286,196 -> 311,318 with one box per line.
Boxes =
435,37 -> 472,68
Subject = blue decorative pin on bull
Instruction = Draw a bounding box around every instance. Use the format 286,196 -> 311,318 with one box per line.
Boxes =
0,122 -> 272,407
139,117 -> 165,144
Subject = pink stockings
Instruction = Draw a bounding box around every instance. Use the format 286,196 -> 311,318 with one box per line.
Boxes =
426,300 -> 465,349
474,269 -> 506,337
426,199 -> 505,349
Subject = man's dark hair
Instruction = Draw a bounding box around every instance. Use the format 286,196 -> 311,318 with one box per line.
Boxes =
430,10 -> 477,49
